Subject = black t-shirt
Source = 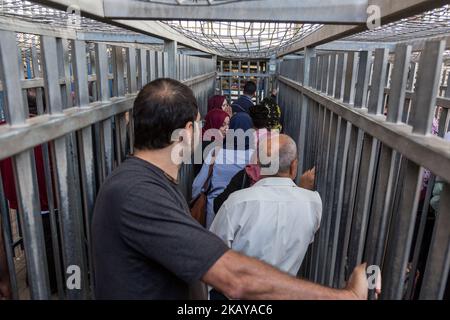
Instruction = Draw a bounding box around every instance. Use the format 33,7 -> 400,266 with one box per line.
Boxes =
92,156 -> 228,299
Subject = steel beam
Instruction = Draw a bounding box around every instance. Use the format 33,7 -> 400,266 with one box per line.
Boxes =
103,0 -> 369,24
277,0 -> 447,57
32,0 -> 219,55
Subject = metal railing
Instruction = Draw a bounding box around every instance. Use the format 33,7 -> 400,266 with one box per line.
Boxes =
278,41 -> 450,300
0,28 -> 216,299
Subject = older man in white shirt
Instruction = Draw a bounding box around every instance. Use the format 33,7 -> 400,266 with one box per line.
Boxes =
210,134 -> 322,278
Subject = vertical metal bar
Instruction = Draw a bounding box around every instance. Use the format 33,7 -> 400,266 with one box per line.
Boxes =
238,61 -> 242,98
41,35 -> 66,299
298,48 -> 315,175
148,50 -> 156,82
164,40 -> 177,79
381,40 -> 445,299
381,159 -> 423,300
364,46 -> 411,298
327,54 -> 337,97
102,119 -> 114,177
368,48 -> 389,115
0,171 -> 19,299
0,30 -> 50,299
328,119 -> 351,286
321,55 -> 329,94
126,48 -> 137,94
89,49 -> 97,102
55,38 -> 72,109
0,31 -> 27,124
52,133 -> 87,299
42,36 -> 63,114
163,52 -> 169,78
419,184 -> 450,299
95,43 -> 110,103
337,127 -> 364,287
347,134 -> 378,270
311,105 -> 326,282
219,60 -> 223,94
13,151 -> 51,299
184,54 -> 188,81
407,46 -> 449,300
343,52 -> 358,105
95,43 -> 111,183
315,108 -> 332,283
410,40 -> 446,135
30,43 -> 45,114
156,51 -> 164,78
72,41 -> 89,107
386,45 -> 412,123
334,53 -> 346,100
128,108 -> 134,156
320,113 -> 340,284
315,55 -> 323,91
364,143 -> 396,284
402,62 -> 416,123
228,60 -> 233,102
72,40 -> 95,298
354,50 -> 372,108
113,46 -> 125,97
256,61 -> 260,103
138,49 -> 148,90
176,54 -> 180,81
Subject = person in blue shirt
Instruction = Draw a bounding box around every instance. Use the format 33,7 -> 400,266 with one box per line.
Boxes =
192,113 -> 254,229
231,81 -> 256,114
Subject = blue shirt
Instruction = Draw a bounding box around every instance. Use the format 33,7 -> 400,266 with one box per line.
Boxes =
192,148 -> 254,229
231,95 -> 254,114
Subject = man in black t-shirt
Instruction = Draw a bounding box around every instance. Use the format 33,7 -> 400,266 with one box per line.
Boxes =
92,78 -> 372,300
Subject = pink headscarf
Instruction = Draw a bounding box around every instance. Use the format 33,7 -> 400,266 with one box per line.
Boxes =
202,109 -> 229,138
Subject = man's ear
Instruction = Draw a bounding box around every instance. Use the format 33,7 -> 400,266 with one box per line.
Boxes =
185,121 -> 193,131
290,158 -> 299,180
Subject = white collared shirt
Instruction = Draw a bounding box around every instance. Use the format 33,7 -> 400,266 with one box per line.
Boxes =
209,177 -> 322,276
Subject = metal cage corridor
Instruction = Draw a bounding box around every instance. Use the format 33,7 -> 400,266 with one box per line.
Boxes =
0,0 -> 449,300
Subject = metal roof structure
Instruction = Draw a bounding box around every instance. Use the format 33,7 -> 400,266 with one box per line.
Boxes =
347,4 -> 450,42
1,1 -> 449,58
0,0 -> 137,33
163,21 -> 322,59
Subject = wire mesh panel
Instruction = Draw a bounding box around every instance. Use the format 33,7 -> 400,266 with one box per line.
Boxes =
278,39 -> 450,300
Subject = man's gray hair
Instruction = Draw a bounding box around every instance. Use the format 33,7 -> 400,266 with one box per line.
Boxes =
278,135 -> 297,173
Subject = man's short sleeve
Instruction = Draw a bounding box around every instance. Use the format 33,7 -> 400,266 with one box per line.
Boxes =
209,203 -> 235,248
119,181 -> 229,284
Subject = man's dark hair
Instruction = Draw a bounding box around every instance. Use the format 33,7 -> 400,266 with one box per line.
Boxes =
249,104 -> 269,129
133,78 -> 198,150
243,81 -> 257,96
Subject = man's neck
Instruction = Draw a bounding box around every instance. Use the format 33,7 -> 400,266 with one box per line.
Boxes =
134,147 -> 180,181
243,94 -> 253,99
260,172 -> 293,180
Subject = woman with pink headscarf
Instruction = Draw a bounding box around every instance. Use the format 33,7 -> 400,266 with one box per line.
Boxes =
202,108 -> 230,149
207,95 -> 232,116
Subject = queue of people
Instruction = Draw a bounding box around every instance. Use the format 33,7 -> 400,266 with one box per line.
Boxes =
0,78 -> 371,300
91,78 -> 370,300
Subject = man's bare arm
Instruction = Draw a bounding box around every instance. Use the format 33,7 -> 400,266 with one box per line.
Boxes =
202,250 -> 367,300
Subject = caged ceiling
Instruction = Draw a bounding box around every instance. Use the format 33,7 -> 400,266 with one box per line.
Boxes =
0,1 -> 449,59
